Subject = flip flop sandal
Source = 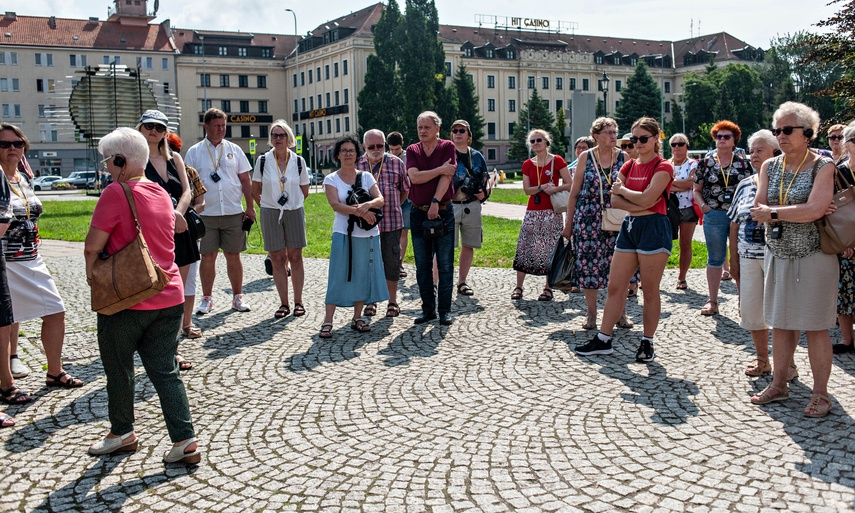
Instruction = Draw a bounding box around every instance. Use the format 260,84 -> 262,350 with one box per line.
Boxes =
399,269 -> 408,278
1,386 -> 32,405
721,270 -> 732,281
293,303 -> 306,317
176,355 -> 193,371
45,371 -> 84,388
581,315 -> 597,330
351,318 -> 371,332
700,301 -> 719,316
627,288 -> 638,298
617,314 -> 634,329
319,322 -> 333,338
457,283 -> 474,296
537,288 -> 554,301
676,280 -> 688,290
182,324 -> 202,339
0,414 -> 15,428
274,304 -> 290,318
386,302 -> 401,317
511,287 -> 523,300
364,304 -> 377,317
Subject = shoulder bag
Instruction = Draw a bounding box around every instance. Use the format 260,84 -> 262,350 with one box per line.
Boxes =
549,157 -> 570,214
599,153 -> 628,231
817,163 -> 855,254
90,183 -> 171,315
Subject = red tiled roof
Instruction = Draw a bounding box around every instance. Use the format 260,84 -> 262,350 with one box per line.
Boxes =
0,15 -> 175,52
673,32 -> 759,61
304,3 -> 383,39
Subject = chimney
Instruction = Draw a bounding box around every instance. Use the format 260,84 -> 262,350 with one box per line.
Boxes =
4,12 -> 16,20
49,16 -> 57,29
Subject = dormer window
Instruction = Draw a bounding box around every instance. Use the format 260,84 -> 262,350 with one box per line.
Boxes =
464,47 -> 472,57
507,49 -> 515,59
595,55 -> 603,64
486,48 -> 493,58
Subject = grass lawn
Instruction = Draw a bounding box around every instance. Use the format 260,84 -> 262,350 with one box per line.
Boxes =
38,195 -> 708,269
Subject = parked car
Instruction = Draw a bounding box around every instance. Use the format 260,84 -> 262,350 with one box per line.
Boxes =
55,171 -> 97,189
310,171 -> 325,185
32,175 -> 63,191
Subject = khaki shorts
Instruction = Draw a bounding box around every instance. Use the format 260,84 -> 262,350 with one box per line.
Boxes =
259,207 -> 307,251
453,201 -> 483,249
379,230 -> 402,282
199,213 -> 247,254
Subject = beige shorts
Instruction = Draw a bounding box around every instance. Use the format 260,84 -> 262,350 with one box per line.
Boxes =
453,201 -> 483,249
738,257 -> 767,331
199,213 -> 247,255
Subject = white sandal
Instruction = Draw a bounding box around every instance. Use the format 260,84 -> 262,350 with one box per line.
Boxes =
163,437 -> 201,464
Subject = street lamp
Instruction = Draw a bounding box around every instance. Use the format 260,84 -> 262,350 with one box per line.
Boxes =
285,9 -> 300,143
601,71 -> 610,116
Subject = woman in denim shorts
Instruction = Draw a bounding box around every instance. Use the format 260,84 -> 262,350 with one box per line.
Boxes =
575,117 -> 674,364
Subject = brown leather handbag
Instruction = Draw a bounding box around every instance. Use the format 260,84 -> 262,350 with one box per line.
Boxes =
818,172 -> 855,254
90,183 -> 170,315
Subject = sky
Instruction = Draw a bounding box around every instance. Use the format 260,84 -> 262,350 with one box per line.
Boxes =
18,0 -> 836,49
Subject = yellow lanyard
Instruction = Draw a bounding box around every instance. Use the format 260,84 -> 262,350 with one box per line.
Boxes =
274,150 -> 290,193
9,173 -> 30,220
593,148 -> 613,185
778,150 -> 810,205
370,156 -> 384,181
204,140 -> 223,173
534,154 -> 551,187
715,153 -> 734,188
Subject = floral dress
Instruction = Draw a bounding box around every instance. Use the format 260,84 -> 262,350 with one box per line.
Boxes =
572,149 -> 625,289
837,162 -> 855,316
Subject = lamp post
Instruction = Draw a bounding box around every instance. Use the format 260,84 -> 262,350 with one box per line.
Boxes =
285,9 -> 300,143
601,71 -> 610,116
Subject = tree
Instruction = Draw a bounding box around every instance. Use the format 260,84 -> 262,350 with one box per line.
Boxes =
357,0 -> 403,134
803,1 -> 855,123
507,89 -> 555,161
399,0 -> 445,142
553,107 -> 568,157
614,62 -> 662,131
453,63 -> 485,150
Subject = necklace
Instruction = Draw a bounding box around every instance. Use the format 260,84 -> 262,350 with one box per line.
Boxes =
8,172 -> 30,220
671,158 -> 687,167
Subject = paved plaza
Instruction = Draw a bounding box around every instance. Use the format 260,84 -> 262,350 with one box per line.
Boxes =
2,242 -> 855,512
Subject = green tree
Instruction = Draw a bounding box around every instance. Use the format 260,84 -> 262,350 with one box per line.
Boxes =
614,62 -> 663,131
453,63 -> 485,150
803,1 -> 855,122
399,0 -> 443,142
507,89 -> 555,160
553,107 -> 568,157
357,0 -> 403,134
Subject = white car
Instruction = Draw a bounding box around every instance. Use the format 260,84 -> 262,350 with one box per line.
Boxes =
32,175 -> 63,191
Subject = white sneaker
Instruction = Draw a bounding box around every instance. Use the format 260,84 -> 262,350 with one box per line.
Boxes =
231,294 -> 250,312
10,355 -> 30,378
196,296 -> 213,315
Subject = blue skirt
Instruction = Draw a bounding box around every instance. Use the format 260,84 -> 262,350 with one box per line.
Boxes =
325,232 -> 390,307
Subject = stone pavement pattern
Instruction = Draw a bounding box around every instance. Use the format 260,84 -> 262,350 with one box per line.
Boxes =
2,247 -> 855,512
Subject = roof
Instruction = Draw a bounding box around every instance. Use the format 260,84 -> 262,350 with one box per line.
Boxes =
673,32 -> 762,64
304,3 -> 383,40
0,14 -> 175,52
171,28 -> 300,59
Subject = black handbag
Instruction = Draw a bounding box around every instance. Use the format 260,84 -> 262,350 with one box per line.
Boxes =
186,208 -> 205,240
346,172 -> 382,230
665,192 -> 681,240
422,218 -> 445,239
547,236 -> 576,293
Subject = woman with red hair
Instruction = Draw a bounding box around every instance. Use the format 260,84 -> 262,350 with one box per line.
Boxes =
693,120 -> 753,315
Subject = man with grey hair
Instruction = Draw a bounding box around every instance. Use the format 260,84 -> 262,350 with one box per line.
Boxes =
406,111 -> 457,325
356,129 -> 410,318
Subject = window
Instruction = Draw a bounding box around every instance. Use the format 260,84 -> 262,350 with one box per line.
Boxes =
1,104 -> 8,117
308,69 -> 313,84
309,97 -> 314,110
163,83 -> 170,94
302,98 -> 306,111
258,100 -> 268,113
487,75 -> 495,88
221,100 -> 231,112
598,80 -> 604,92
201,74 -> 211,87
36,79 -> 44,92
0,79 -> 6,92
334,62 -> 339,77
343,60 -> 348,75
507,49 -> 516,59
259,126 -> 268,138
103,55 -> 110,64
294,99 -> 298,112
336,118 -> 341,133
488,99 -> 496,112
487,148 -> 496,160
556,100 -> 563,111
202,99 -> 212,110
48,79 -> 55,93
325,65 -> 330,80
38,105 -> 46,117
39,123 -> 58,142
335,91 -> 340,106
70,55 -> 77,67
292,74 -> 297,87
257,76 -> 266,89
194,45 -> 203,55
487,122 -> 496,140
241,126 -> 251,138
542,77 -> 549,89
300,72 -> 305,86
508,99 -> 516,112
47,53 -> 53,66
615,80 -> 622,92
544,100 -> 549,111
317,94 -> 321,108
528,76 -> 535,89
316,67 -> 321,82
261,48 -> 271,58
225,126 -> 232,139
582,78 -> 589,91
240,100 -> 249,113
239,75 -> 248,88
664,81 -> 671,93
508,76 -> 516,89
556,77 -> 563,90
445,62 -> 451,76
665,101 -> 671,113
317,121 -> 323,135
345,117 -> 350,132
238,48 -> 247,57
326,119 -> 332,134
218,46 -> 227,56
630,58 -> 637,66
344,89 -> 349,104
569,78 -> 576,90
595,55 -> 603,64
35,53 -> 42,66
464,48 -> 472,57
162,58 -> 168,70
485,49 -> 494,58
219,75 -> 229,87
145,57 -> 153,69
509,122 -> 516,135
326,92 -> 331,107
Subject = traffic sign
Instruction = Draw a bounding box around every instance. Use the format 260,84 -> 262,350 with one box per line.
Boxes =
249,139 -> 257,155
296,135 -> 303,153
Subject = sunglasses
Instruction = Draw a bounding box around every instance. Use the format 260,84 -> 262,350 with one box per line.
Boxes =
620,143 -> 634,150
271,133 -> 288,140
670,141 -> 687,148
828,135 -> 844,141
714,134 -> 733,140
771,126 -> 805,136
365,144 -> 385,151
451,128 -> 468,134
142,122 -> 167,133
0,140 -> 25,149
530,137 -> 544,144
629,135 -> 652,144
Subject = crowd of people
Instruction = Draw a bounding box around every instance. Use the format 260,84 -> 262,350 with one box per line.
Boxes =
0,98 -> 851,462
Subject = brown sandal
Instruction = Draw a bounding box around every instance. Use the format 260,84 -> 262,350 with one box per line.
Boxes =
803,393 -> 832,418
386,302 -> 400,317
364,304 -> 377,317
511,287 -> 523,300
537,288 -> 554,301
617,313 -> 634,329
182,324 -> 202,339
581,313 -> 597,330
351,318 -> 371,332
319,322 -> 333,339
45,371 -> 84,388
700,300 -> 718,316
676,280 -> 688,290
750,384 -> 789,405
744,357 -> 771,377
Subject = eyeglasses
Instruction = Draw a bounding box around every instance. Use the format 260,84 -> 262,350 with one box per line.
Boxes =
847,138 -> 855,144
99,155 -> 114,169
451,128 -> 468,134
271,133 -> 288,140
339,149 -> 357,155
0,140 -> 25,149
670,141 -> 687,148
600,130 -> 618,136
772,126 -> 805,136
620,143 -> 634,150
530,137 -> 544,144
714,134 -> 733,140
629,135 -> 652,144
142,122 -> 167,133
829,135 -> 844,141
365,144 -> 385,151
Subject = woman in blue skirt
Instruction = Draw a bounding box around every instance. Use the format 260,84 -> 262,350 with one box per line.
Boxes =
320,135 -> 388,338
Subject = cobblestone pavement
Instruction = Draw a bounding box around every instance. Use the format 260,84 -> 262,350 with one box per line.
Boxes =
2,246 -> 855,512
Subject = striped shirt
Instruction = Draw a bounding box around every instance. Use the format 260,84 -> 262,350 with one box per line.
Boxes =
356,153 -> 410,232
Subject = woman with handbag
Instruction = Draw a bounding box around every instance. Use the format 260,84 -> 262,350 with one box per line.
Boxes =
561,117 -> 632,330
832,123 -> 855,355
692,121 -> 753,316
511,129 -> 571,301
137,110 -> 200,368
0,123 -> 83,404
84,128 -> 200,463
575,117 -> 674,364
320,136 -> 387,338
749,102 -> 837,418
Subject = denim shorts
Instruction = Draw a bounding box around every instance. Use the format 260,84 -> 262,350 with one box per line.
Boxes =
614,214 -> 673,255
702,209 -> 729,267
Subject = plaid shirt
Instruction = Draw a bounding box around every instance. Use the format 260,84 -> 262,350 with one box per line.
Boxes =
356,153 -> 410,232
185,165 -> 207,203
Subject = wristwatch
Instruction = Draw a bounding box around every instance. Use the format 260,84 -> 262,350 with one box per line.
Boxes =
431,197 -> 440,204
771,209 -> 778,220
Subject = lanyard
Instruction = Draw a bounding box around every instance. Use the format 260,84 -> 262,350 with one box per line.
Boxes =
533,154 -> 552,187
274,150 -> 290,193
715,153 -> 733,188
592,148 -> 613,185
370,156 -> 384,181
205,140 -> 223,174
9,173 -> 30,220
778,150 -> 810,205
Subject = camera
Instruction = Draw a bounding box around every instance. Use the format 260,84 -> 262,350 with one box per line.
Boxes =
744,221 -> 765,244
770,223 -> 783,240
277,193 -> 289,206
533,193 -> 541,205
210,172 -> 221,183
242,218 -> 254,232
